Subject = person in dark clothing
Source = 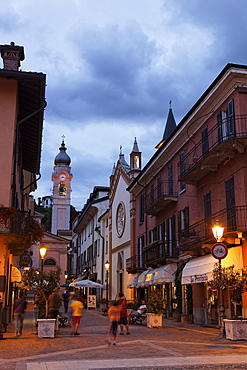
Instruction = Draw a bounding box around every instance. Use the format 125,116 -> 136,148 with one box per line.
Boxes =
62,291 -> 69,313
14,292 -> 27,336
48,289 -> 61,319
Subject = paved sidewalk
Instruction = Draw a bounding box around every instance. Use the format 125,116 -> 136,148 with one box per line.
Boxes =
1,305 -> 247,370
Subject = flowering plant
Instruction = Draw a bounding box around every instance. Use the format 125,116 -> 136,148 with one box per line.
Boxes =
28,218 -> 44,245
0,205 -> 17,226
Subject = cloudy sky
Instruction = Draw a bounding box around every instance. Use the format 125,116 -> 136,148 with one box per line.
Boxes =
1,0 -> 247,209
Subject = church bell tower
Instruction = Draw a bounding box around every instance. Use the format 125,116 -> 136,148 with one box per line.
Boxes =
51,139 -> 73,235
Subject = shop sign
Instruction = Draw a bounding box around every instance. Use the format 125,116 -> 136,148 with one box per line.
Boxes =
190,275 -> 208,283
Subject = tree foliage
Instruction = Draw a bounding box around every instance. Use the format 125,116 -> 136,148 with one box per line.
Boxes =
209,264 -> 247,303
22,266 -> 62,318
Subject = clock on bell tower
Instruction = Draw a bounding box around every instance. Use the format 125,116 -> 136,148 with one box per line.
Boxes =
51,138 -> 73,235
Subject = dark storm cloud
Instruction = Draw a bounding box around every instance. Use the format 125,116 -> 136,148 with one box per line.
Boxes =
46,23 -> 178,124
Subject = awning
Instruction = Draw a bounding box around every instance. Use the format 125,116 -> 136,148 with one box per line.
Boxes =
11,266 -> 22,283
145,269 -> 159,286
137,270 -> 150,287
127,274 -> 139,288
153,263 -> 177,284
182,246 -> 243,285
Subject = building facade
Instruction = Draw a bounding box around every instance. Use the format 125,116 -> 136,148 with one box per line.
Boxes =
128,63 -> 247,325
109,140 -> 142,301
70,186 -> 109,299
0,42 -> 46,319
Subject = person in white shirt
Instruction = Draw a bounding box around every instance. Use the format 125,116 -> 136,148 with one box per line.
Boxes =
131,301 -> 147,317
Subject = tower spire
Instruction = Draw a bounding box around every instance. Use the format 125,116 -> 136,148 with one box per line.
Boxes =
155,102 -> 177,149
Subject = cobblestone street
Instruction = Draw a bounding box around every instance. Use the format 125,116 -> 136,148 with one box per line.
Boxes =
1,305 -> 247,369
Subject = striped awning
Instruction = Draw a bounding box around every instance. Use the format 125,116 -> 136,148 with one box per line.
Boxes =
152,263 -> 177,284
145,268 -> 159,286
127,274 -> 139,288
137,270 -> 150,287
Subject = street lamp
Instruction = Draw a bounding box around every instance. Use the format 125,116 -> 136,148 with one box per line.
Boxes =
105,260 -> 110,309
212,221 -> 227,338
212,220 -> 224,242
39,246 -> 47,272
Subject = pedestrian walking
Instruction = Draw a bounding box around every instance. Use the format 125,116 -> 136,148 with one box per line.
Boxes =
62,290 -> 69,313
106,301 -> 121,345
68,291 -> 76,326
117,292 -> 130,335
14,291 -> 27,336
48,289 -> 61,319
69,295 -> 84,335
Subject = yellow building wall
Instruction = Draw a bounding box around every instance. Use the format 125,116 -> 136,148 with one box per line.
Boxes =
0,78 -> 18,206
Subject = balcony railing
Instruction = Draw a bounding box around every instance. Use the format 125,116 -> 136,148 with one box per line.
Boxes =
126,255 -> 145,274
178,115 -> 247,184
179,206 -> 247,251
145,180 -> 178,215
143,240 -> 179,267
0,210 -> 29,235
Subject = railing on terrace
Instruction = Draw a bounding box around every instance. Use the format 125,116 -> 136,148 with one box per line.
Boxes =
0,210 -> 29,235
178,115 -> 247,180
145,180 -> 178,212
126,254 -> 145,272
143,240 -> 179,265
179,206 -> 247,250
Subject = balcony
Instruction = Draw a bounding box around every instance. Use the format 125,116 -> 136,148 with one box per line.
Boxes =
126,255 -> 146,274
179,206 -> 247,255
145,181 -> 178,216
143,240 -> 179,268
178,115 -> 247,185
0,210 -> 32,255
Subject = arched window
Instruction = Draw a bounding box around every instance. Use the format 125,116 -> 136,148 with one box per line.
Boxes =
44,258 -> 56,266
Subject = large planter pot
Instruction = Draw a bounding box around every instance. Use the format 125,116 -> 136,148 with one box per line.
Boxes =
181,314 -> 193,324
172,311 -> 181,322
37,319 -> 56,338
146,313 -> 163,328
224,319 -> 247,340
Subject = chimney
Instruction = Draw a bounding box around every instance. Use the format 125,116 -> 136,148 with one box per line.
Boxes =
0,42 -> 25,71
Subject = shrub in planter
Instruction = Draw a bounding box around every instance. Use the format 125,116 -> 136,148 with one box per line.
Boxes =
147,292 -> 164,315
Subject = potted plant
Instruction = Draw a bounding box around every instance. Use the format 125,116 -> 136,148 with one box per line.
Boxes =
146,292 -> 164,328
209,264 -> 247,340
172,262 -> 185,322
22,266 -> 62,337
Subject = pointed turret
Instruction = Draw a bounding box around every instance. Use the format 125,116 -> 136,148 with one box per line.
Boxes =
130,137 -> 142,178
156,102 -> 177,149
